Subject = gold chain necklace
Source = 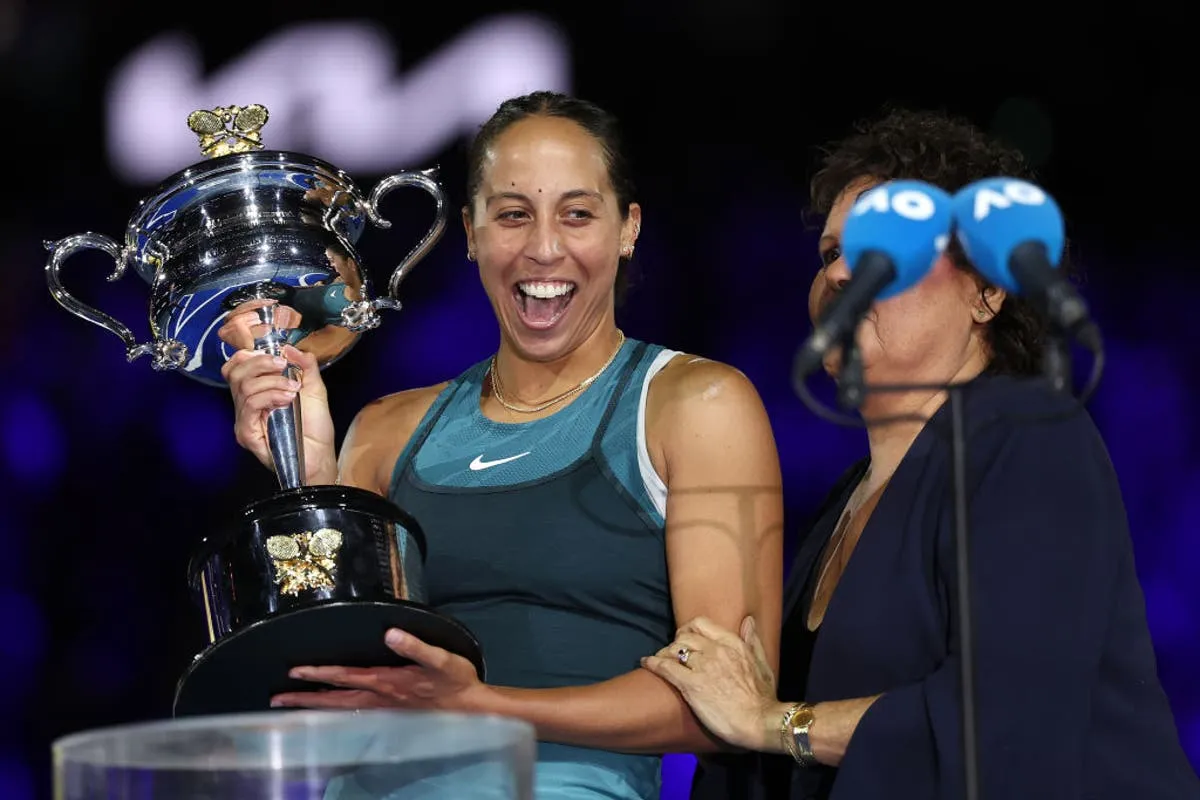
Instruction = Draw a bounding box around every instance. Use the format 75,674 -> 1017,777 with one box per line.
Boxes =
811,474 -> 889,613
489,331 -> 626,414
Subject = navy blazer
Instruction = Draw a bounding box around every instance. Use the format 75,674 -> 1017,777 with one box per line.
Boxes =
691,375 -> 1198,799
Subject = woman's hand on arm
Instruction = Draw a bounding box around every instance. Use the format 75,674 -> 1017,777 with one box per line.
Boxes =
641,615 -> 782,751
642,614 -> 879,765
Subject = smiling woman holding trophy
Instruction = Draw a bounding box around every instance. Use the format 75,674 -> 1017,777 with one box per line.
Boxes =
217,90 -> 786,800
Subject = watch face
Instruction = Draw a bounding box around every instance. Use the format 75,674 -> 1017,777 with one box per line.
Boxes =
784,706 -> 818,766
792,706 -> 816,728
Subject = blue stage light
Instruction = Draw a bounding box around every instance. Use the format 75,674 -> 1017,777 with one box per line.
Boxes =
1,393 -> 65,484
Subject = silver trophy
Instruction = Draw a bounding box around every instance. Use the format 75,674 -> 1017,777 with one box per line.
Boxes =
44,103 -> 483,716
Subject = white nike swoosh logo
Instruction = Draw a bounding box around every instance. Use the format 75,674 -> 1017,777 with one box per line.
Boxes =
469,452 -> 532,471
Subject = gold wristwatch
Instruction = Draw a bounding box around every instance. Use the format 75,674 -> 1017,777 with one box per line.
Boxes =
780,702 -> 818,767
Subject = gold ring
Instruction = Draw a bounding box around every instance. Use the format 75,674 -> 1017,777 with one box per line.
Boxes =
676,646 -> 692,667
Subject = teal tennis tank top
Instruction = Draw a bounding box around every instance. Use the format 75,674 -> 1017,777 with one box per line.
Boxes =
388,338 -> 676,799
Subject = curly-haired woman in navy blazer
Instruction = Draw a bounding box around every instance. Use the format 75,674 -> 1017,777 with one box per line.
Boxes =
643,108 -> 1199,800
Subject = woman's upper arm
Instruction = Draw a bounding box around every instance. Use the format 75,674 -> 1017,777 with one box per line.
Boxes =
649,359 -> 785,668
336,383 -> 448,496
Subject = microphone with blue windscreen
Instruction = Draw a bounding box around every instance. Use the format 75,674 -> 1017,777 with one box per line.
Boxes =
792,179 -> 954,384
951,177 -> 1100,352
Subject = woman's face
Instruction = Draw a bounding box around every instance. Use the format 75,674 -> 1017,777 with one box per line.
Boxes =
808,178 -> 1001,387
463,115 -> 640,363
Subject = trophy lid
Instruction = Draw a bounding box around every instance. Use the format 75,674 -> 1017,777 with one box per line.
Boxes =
124,103 -> 368,261
140,101 -> 360,190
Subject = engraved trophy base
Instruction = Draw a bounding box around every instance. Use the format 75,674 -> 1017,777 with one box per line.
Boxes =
173,599 -> 485,717
173,484 -> 485,717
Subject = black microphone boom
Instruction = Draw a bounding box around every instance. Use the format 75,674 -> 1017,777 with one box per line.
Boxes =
792,250 -> 895,385
1009,240 -> 1101,352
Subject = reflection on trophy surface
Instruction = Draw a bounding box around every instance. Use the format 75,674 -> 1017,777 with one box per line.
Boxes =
43,102 -> 485,717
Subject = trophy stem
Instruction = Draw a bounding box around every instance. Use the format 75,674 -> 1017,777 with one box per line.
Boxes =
265,393 -> 306,491
253,305 -> 306,491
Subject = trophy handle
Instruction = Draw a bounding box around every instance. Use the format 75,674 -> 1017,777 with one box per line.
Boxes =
44,233 -> 189,371
363,166 -> 449,300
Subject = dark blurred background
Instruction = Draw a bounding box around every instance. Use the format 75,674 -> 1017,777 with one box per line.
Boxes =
1,4 -> 1195,798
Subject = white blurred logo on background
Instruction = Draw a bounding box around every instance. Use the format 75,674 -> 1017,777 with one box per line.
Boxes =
105,15 -> 572,183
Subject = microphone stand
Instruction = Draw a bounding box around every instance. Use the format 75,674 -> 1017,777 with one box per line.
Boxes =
835,328 -> 865,411
947,381 -> 980,800
794,326 -> 1105,800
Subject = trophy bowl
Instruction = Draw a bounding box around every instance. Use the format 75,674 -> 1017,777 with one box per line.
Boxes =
43,104 -> 484,717
46,103 -> 439,387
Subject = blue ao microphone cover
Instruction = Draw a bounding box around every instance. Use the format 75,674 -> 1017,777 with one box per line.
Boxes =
793,179 -> 953,381
951,177 -> 1100,351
